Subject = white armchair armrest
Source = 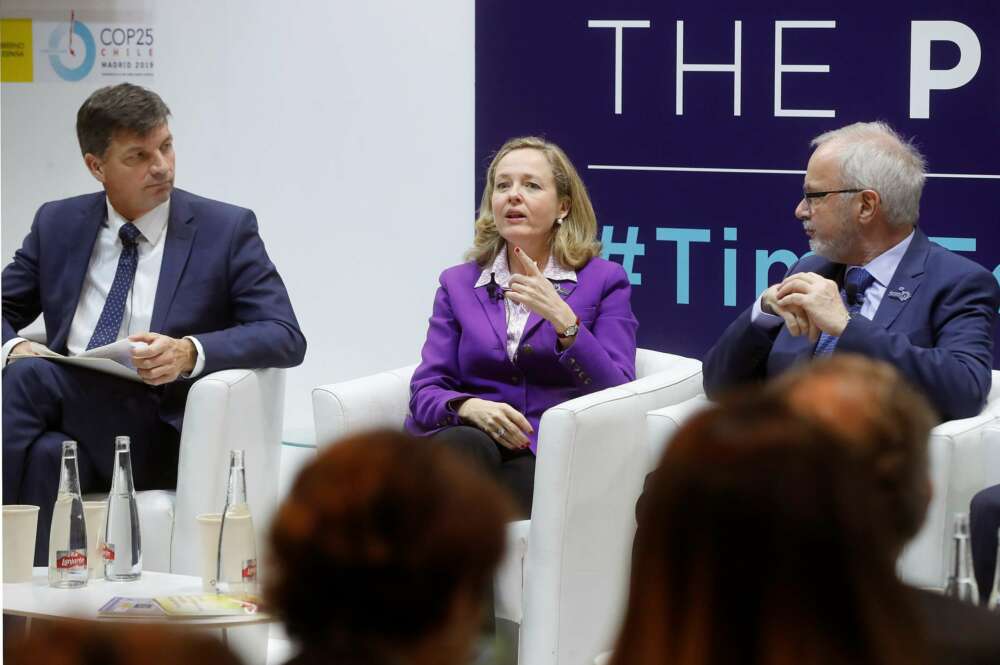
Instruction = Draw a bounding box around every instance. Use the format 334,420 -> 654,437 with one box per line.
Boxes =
517,354 -> 702,665
495,519 -> 531,623
645,394 -> 712,465
899,412 -> 1000,589
170,368 -> 285,576
311,365 -> 416,448
898,370 -> 1000,589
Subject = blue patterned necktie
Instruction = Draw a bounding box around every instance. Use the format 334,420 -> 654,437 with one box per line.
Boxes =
812,267 -> 875,357
86,222 -> 142,350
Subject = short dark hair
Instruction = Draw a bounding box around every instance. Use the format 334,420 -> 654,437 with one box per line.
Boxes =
267,429 -> 514,653
76,83 -> 170,157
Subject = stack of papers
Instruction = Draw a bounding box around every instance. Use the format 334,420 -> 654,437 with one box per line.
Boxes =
98,594 -> 261,618
9,339 -> 147,382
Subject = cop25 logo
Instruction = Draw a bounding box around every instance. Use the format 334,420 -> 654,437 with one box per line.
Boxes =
47,21 -> 96,81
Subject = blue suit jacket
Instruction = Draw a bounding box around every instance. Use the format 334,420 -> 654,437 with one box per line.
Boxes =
703,229 -> 1000,420
404,257 -> 638,452
1,189 -> 307,429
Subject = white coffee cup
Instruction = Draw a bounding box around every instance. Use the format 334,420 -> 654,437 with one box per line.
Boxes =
83,500 -> 107,578
197,512 -> 255,592
3,505 -> 40,583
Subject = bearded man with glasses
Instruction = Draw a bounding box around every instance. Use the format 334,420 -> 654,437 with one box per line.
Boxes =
703,121 -> 999,423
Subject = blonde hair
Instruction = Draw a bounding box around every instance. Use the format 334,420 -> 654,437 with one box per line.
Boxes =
467,136 -> 602,269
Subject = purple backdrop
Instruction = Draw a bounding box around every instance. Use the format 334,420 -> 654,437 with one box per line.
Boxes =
475,0 -> 999,367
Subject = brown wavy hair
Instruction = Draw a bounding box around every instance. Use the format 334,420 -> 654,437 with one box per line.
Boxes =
5,621 -> 244,665
467,136 -> 601,269
267,429 -> 514,657
766,354 -> 938,555
617,394 -> 927,665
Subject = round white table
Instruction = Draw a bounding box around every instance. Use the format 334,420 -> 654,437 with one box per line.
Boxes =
3,567 -> 273,628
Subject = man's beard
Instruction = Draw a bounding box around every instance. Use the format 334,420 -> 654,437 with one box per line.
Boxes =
806,207 -> 859,263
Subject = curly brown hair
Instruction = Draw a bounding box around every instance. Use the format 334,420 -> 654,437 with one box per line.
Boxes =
266,429 -> 514,654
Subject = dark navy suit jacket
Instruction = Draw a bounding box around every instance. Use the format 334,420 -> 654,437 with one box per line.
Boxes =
1,188 -> 307,430
703,229 -> 999,420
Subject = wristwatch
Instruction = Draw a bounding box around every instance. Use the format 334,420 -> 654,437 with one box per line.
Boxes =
557,317 -> 581,339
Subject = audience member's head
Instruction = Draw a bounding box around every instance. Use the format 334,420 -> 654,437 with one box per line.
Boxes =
614,394 -> 927,665
5,620 -> 243,665
267,429 -> 515,665
767,354 -> 938,555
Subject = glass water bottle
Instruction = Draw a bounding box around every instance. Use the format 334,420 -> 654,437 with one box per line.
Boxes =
944,513 -> 979,604
102,436 -> 142,581
216,449 -> 258,596
48,441 -> 88,588
988,528 -> 1000,611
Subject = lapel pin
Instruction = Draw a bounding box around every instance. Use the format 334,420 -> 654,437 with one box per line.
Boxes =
887,286 -> 911,302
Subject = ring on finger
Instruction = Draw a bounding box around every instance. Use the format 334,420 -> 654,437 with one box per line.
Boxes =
495,426 -> 505,438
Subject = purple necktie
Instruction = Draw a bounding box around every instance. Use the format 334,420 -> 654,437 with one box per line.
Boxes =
86,223 -> 142,350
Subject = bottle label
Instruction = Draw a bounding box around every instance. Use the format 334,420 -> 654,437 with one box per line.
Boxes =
55,549 -> 87,570
102,543 -> 115,561
241,558 -> 257,582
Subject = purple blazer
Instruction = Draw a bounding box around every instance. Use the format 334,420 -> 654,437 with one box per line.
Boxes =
404,257 -> 638,452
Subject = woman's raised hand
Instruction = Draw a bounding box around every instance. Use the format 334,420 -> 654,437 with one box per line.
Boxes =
506,246 -> 577,333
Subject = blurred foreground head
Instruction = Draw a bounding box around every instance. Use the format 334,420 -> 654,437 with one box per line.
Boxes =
267,429 -> 514,665
615,393 -> 926,665
5,621 -> 242,665
768,354 -> 938,554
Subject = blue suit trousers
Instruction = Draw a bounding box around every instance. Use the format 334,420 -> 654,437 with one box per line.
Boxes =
970,484 -> 1000,602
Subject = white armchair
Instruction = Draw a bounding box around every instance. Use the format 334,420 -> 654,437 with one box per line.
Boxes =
644,371 -> 1000,593
16,320 -> 286,575
312,364 -> 416,446
119,368 -> 285,575
899,370 -> 1000,590
311,349 -> 704,665
506,352 -> 703,665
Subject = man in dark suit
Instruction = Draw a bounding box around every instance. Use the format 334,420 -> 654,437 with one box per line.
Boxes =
703,121 -> 999,422
771,356 -> 1000,664
2,84 -> 306,564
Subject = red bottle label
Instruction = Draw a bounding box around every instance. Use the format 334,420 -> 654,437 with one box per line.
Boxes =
242,558 -> 257,582
56,549 -> 87,570
102,543 -> 115,561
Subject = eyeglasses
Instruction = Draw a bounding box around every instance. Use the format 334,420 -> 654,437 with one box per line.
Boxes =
800,189 -> 863,212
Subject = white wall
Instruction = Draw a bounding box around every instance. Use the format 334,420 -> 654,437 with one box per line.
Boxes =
1,0 -> 475,441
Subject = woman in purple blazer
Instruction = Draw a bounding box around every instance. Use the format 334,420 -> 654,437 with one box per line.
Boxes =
405,136 -> 638,515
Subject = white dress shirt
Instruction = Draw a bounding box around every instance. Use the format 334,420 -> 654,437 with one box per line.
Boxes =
2,197 -> 205,375
475,245 -> 577,361
751,230 -> 915,329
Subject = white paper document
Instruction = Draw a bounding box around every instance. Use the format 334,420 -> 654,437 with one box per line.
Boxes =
9,339 -> 149,382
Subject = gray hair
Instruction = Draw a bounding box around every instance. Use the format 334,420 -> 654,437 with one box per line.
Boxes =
810,122 -> 926,227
